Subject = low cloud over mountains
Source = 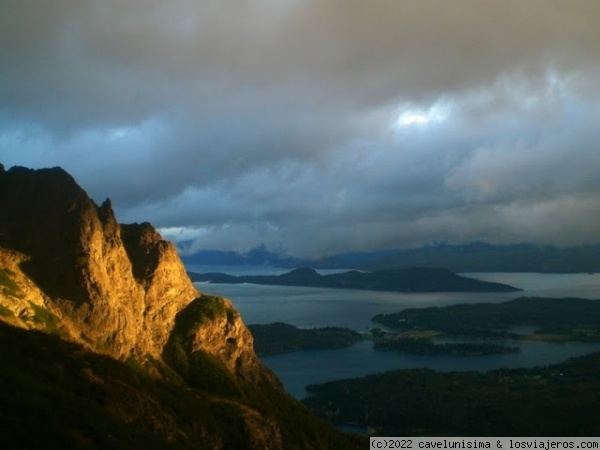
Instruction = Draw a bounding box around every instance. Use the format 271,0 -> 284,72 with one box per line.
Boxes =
2,1 -> 600,257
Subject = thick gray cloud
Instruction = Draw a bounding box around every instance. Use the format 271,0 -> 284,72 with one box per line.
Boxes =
1,0 -> 600,257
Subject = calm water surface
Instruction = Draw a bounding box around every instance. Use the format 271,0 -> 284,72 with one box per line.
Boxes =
191,268 -> 600,398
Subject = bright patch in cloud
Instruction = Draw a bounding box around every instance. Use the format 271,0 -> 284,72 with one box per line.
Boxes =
394,102 -> 450,128
399,113 -> 430,125
158,226 -> 209,243
108,127 -> 132,140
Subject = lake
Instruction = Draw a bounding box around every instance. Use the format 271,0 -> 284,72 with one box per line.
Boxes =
189,267 -> 600,398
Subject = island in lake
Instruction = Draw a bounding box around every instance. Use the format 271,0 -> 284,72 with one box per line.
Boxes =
248,323 -> 362,356
369,296 -> 600,357
189,267 -> 521,293
370,328 -> 519,356
372,296 -> 600,342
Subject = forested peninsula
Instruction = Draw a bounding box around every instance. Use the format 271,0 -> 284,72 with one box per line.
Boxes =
189,267 -> 520,293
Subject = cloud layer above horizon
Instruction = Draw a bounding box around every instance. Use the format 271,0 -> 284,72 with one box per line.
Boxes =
2,1 -> 600,257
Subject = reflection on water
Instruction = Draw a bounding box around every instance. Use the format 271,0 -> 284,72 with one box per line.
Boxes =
462,272 -> 600,298
191,269 -> 600,399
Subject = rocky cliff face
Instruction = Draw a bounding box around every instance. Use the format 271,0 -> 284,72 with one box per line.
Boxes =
0,164 -> 364,449
0,165 -> 200,359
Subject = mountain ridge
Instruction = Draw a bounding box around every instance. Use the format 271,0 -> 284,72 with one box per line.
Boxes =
0,164 -> 198,359
182,242 -> 600,273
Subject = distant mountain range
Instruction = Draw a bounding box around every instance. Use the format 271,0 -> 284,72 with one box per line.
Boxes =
182,245 -> 299,267
182,242 -> 600,273
188,267 -> 521,293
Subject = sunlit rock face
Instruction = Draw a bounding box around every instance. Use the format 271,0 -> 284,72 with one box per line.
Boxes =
189,297 -> 283,387
120,221 -> 200,357
0,247 -> 51,330
0,165 -> 198,359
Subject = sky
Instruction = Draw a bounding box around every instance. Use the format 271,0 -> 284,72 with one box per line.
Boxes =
2,1 -> 600,258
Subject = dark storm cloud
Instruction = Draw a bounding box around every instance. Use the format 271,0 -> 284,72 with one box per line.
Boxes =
1,0 -> 600,257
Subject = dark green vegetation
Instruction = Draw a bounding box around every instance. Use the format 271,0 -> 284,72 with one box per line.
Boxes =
0,268 -> 21,298
303,352 -> 600,436
373,297 -> 600,342
28,302 -> 67,337
248,322 -> 362,356
163,296 -> 240,397
0,320 -> 366,450
0,320 -> 198,449
0,303 -> 13,317
371,329 -> 518,356
189,267 -> 520,293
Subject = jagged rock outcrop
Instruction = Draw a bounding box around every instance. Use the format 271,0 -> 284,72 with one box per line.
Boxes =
164,295 -> 283,390
190,298 -> 272,384
120,221 -> 199,356
0,165 -> 200,359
